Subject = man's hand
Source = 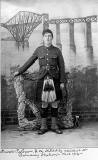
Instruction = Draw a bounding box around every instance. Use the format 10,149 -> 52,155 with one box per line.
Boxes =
14,71 -> 19,77
60,83 -> 67,102
60,83 -> 64,89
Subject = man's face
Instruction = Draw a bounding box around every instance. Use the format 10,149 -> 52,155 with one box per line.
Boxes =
43,32 -> 53,46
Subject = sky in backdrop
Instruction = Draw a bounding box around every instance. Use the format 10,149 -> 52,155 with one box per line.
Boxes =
1,0 -> 98,74
1,0 -> 98,22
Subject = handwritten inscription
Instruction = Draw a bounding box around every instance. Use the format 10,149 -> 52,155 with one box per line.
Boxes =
0,148 -> 88,157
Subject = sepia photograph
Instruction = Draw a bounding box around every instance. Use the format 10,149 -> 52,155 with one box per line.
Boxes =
1,0 -> 98,155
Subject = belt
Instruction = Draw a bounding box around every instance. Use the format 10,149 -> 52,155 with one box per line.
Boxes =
41,66 -> 57,70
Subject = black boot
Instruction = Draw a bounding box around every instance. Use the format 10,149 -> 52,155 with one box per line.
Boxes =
51,117 -> 63,134
38,118 -> 48,135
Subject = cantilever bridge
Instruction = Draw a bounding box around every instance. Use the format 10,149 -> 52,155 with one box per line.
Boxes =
1,11 -> 42,43
1,11 -> 98,54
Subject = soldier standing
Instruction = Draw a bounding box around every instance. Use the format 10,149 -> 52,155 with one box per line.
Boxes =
14,29 -> 65,134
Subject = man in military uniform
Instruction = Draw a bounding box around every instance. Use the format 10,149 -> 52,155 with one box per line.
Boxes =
14,29 -> 65,134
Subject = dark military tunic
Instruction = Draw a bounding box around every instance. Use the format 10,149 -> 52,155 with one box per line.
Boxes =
17,45 -> 65,102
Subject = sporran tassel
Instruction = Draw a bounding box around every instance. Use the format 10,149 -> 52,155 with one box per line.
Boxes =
42,76 -> 56,102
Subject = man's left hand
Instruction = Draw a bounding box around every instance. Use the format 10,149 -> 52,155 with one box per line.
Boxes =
60,83 -> 65,89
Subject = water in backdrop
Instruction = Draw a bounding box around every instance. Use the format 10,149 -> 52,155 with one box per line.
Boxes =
1,22 -> 98,76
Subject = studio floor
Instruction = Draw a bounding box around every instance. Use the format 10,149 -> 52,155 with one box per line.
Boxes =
1,121 -> 98,149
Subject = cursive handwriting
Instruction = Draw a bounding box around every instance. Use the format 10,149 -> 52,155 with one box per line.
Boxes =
0,148 -> 88,158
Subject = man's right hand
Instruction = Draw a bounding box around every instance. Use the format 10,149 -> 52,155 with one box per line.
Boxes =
14,71 -> 19,77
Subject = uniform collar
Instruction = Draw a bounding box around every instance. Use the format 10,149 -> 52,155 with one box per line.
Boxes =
44,44 -> 54,49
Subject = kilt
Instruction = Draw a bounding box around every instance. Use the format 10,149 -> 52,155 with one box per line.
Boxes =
36,76 -> 62,103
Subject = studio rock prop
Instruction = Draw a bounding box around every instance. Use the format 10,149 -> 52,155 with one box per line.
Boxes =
14,72 -> 74,130
14,75 -> 41,130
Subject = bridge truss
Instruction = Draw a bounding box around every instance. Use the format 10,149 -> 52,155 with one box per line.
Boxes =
48,15 -> 97,24
1,11 -> 42,47
1,12 -> 98,49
